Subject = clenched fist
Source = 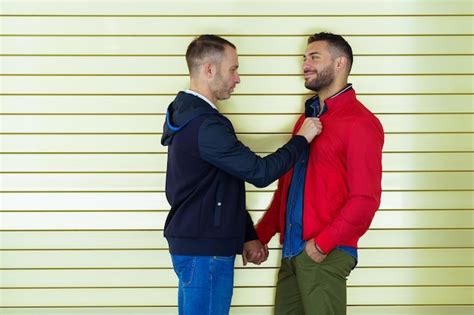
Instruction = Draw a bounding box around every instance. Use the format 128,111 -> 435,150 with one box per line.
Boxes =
296,117 -> 323,143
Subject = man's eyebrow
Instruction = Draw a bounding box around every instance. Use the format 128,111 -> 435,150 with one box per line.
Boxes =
303,51 -> 321,58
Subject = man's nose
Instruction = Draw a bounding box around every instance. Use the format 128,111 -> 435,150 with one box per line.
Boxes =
303,61 -> 311,71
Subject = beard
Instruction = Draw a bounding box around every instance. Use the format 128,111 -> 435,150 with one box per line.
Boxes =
304,64 -> 335,92
210,69 -> 232,101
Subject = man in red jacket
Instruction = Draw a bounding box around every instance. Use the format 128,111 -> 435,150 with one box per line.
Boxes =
255,32 -> 384,314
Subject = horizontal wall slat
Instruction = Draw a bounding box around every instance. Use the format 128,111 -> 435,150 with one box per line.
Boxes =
0,306 -> 473,315
1,230 -> 473,249
0,228 -> 469,251
2,36 -> 473,55
1,267 -> 472,287
1,134 -> 473,154
1,95 -> 473,114
1,210 -> 473,230
0,172 -> 472,191
1,75 -> 473,93
0,192 -> 472,211
0,114 -> 472,133
1,249 -> 473,268
2,0 -> 473,15
2,16 -> 473,35
2,56 -> 472,74
0,287 -> 472,306
1,152 -> 473,173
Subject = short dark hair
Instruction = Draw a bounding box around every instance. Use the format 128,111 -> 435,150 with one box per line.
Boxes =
307,32 -> 353,73
185,35 -> 236,75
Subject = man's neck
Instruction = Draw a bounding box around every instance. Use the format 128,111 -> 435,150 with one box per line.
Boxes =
189,81 -> 217,105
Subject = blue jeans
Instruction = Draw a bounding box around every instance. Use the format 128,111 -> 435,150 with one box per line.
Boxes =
171,254 -> 236,315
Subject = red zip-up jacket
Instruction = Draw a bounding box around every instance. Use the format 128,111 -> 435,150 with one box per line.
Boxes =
256,87 -> 384,254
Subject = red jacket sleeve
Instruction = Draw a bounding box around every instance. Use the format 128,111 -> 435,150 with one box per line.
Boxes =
315,115 -> 384,253
256,114 -> 306,245
255,176 -> 284,245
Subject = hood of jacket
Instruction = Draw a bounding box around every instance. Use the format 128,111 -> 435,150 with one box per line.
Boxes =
161,91 -> 219,146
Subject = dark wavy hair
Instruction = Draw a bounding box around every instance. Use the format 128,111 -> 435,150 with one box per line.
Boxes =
308,32 -> 353,73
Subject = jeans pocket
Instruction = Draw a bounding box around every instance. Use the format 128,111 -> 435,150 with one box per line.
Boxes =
171,255 -> 197,287
213,255 -> 236,262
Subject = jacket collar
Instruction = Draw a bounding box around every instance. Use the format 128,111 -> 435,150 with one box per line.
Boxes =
304,84 -> 355,117
324,84 -> 355,111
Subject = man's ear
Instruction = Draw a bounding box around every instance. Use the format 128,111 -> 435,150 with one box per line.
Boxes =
202,62 -> 216,79
335,56 -> 347,73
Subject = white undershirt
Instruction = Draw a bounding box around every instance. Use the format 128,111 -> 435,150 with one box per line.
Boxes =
184,89 -> 217,110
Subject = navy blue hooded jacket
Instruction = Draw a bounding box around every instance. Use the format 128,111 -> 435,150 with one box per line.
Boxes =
161,91 -> 308,256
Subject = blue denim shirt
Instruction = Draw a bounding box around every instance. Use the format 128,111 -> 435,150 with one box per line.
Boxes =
282,147 -> 310,258
282,94 -> 358,261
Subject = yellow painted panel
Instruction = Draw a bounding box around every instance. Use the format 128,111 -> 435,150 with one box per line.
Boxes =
253,191 -> 472,210
0,250 -> 174,269
253,210 -> 474,229
2,0 -> 472,15
1,229 -> 473,250
369,210 -> 474,228
0,172 -> 471,191
1,267 -> 472,287
0,114 -> 472,133
3,56 -> 472,75
1,75 -> 472,94
345,287 -> 474,305
382,153 -> 474,171
0,173 -> 168,191
0,231 -> 171,249
360,229 -> 474,248
383,134 -> 474,152
2,16 -> 472,35
372,191 -> 474,210
2,210 -> 472,230
0,154 -> 170,171
1,95 -> 473,114
0,192 -> 169,211
2,134 -> 474,154
0,191 -> 471,211
0,135 -> 169,153
381,173 -> 474,190
1,248 -> 472,268
0,306 -> 473,315
0,152 -> 472,173
0,212 -> 172,230
0,286 -> 471,306
347,306 -> 474,315
2,36 -> 473,55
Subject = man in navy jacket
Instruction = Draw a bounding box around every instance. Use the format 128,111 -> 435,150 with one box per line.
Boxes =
161,34 -> 322,315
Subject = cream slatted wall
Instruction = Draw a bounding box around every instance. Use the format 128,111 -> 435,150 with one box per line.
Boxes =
0,0 -> 473,314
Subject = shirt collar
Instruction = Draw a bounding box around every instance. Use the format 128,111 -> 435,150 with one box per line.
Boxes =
184,89 -> 217,110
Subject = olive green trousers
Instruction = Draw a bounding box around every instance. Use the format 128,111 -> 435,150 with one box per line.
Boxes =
274,249 -> 356,315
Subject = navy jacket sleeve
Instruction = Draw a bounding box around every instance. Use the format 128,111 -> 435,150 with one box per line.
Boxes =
244,212 -> 258,242
198,115 -> 308,188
